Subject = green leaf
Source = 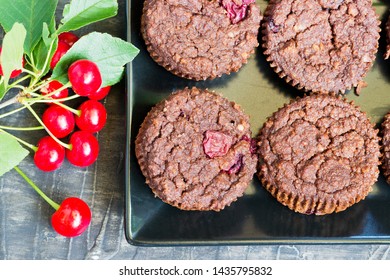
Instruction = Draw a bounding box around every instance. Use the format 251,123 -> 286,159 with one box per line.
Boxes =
30,22 -> 57,77
0,0 -> 58,53
51,32 -> 139,86
0,132 -> 29,177
0,84 -> 6,100
42,18 -> 57,47
0,22 -> 26,101
57,0 -> 118,34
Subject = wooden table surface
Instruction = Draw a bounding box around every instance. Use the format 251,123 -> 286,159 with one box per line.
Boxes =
1,0 -> 390,260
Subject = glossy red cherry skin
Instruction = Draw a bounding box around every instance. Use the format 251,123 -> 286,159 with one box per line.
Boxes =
42,105 -> 75,138
68,59 -> 102,97
88,86 -> 111,101
34,136 -> 65,172
50,41 -> 71,69
58,32 -> 79,47
51,197 -> 91,237
66,131 -> 99,167
75,100 -> 107,133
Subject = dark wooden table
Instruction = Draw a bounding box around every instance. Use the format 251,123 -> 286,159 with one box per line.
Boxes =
1,0 -> 390,260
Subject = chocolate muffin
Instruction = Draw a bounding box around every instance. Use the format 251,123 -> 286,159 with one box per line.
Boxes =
135,87 -> 257,211
257,94 -> 380,215
141,0 -> 262,81
381,113 -> 390,183
262,0 -> 380,94
385,15 -> 390,59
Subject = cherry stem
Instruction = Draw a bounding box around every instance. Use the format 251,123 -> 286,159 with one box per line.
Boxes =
21,68 -> 39,79
0,128 -> 37,151
0,124 -> 44,131
25,56 -> 38,73
30,93 -> 79,104
23,102 -> 72,150
38,39 -> 56,80
21,81 -> 73,105
14,166 -> 60,210
0,105 -> 27,119
31,80 -> 71,97
53,101 -> 81,116
8,75 -> 30,88
0,79 -> 72,112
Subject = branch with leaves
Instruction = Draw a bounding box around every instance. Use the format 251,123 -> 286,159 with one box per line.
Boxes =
0,0 -> 139,237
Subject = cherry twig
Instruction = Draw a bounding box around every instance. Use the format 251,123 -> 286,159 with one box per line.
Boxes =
14,166 -> 60,210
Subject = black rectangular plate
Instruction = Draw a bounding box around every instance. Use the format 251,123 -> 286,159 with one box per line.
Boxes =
125,0 -> 390,245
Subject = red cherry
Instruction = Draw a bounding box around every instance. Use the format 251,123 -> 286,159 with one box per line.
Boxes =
220,0 -> 254,24
0,47 -> 25,78
203,130 -> 233,158
66,131 -> 99,167
68,59 -> 102,97
88,86 -> 111,100
50,41 -> 70,69
75,100 -> 107,133
40,80 -> 69,100
34,136 -> 65,172
51,197 -> 91,237
42,105 -> 75,138
58,32 -> 79,47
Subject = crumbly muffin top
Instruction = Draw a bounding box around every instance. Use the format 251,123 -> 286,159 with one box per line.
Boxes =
141,0 -> 262,80
262,0 -> 380,93
257,94 -> 380,214
135,87 -> 258,211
